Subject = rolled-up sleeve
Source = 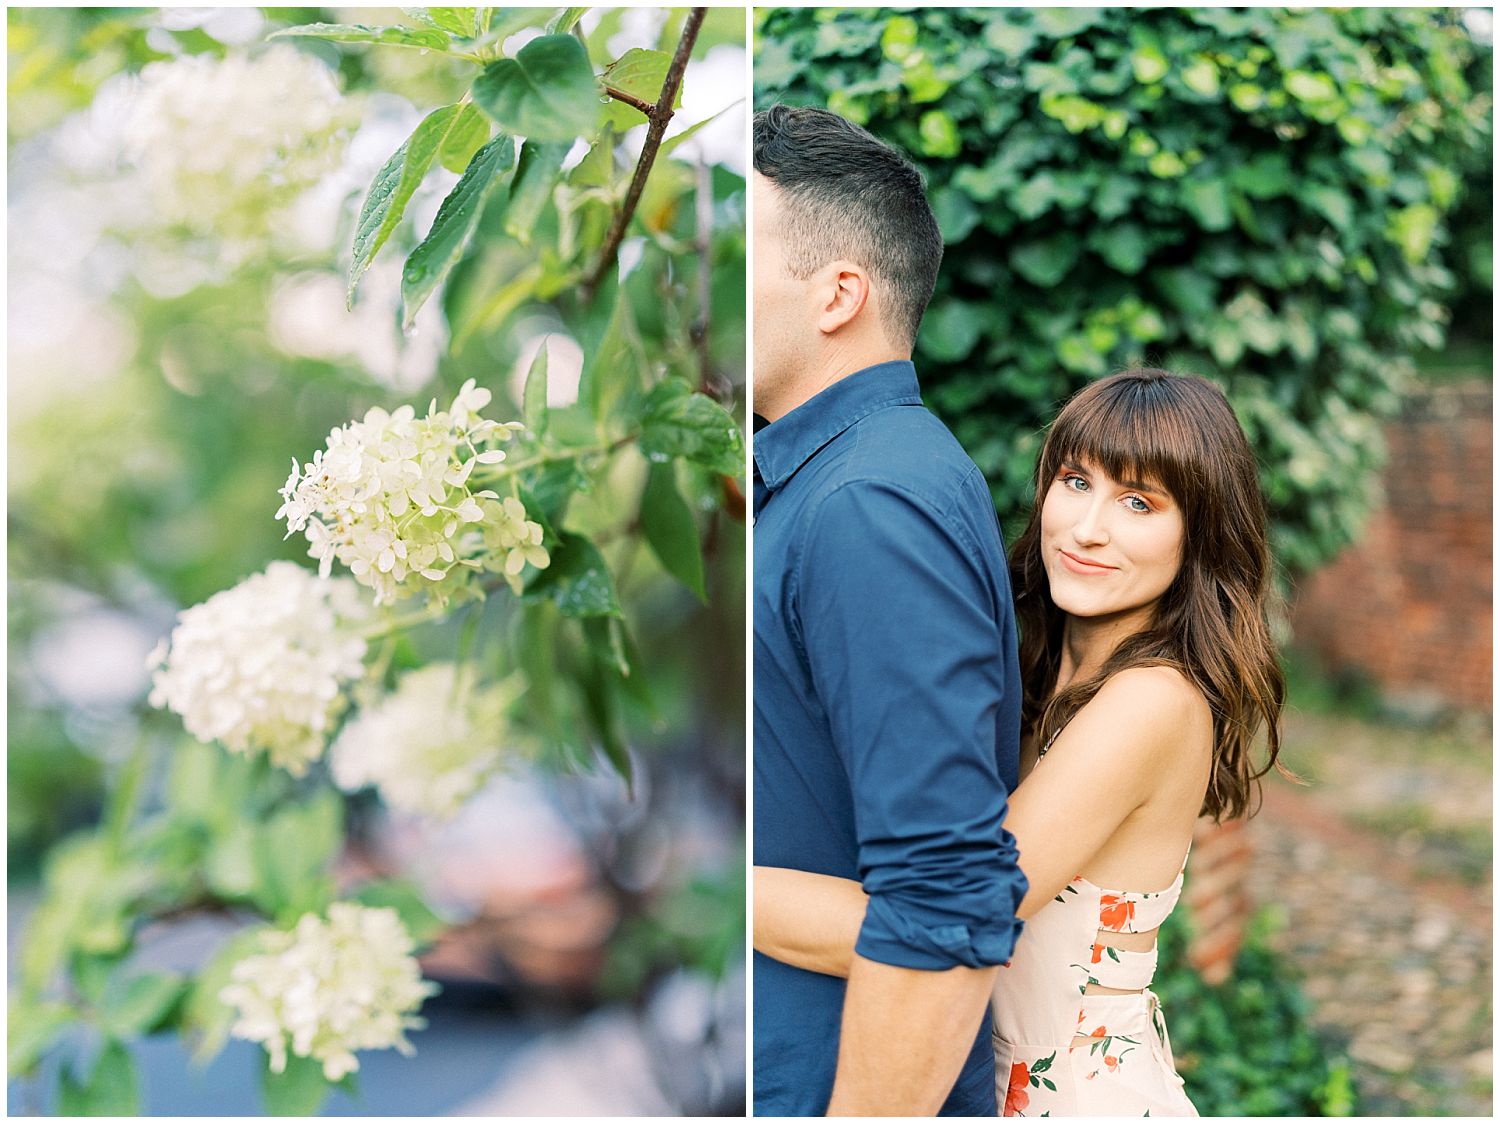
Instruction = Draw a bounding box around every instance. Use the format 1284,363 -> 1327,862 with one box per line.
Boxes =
796,476 -> 1027,970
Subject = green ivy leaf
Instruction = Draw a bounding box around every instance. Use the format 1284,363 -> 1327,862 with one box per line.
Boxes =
269,23 -> 451,50
505,140 -> 571,244
350,104 -> 487,303
100,971 -> 188,1038
473,34 -> 599,144
59,1039 -> 138,1116
640,462 -> 706,602
526,532 -> 623,618
1010,236 -> 1081,287
1182,178 -> 1233,232
401,135 -> 516,328
262,1051 -> 332,1117
920,301 -> 983,363
639,380 -> 745,476
352,880 -> 449,948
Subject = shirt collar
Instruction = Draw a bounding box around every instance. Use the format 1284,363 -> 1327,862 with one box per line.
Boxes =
753,360 -> 923,492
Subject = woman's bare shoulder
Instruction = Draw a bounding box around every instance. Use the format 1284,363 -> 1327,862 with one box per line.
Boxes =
1084,665 -> 1213,758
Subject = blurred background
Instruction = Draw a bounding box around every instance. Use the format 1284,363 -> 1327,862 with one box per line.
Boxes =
9,6 -> 746,1115
755,6 -> 1491,1116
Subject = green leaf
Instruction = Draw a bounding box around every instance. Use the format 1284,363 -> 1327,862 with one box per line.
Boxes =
639,380 -> 745,476
516,344 -> 549,438
526,532 -> 623,618
254,792 -> 343,923
350,104 -> 486,302
351,880 -> 449,947
505,140 -> 571,243
262,1051 -> 332,1117
59,1039 -> 139,1116
579,620 -> 633,790
917,109 -> 961,158
666,102 -> 743,163
473,34 -> 599,144
101,971 -> 188,1038
401,135 -> 516,328
601,48 -> 678,129
546,7 -> 590,35
1182,178 -> 1233,232
640,462 -> 706,601
180,929 -> 264,1064
1093,223 -> 1149,274
521,459 -> 588,527
1131,44 -> 1169,85
920,301 -> 983,362
8,999 -> 73,1077
1010,236 -> 1080,287
269,23 -> 451,50
437,104 -> 490,174
409,7 -> 477,38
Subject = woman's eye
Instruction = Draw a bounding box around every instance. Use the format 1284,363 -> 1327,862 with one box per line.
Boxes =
1124,495 -> 1151,513
1062,474 -> 1088,492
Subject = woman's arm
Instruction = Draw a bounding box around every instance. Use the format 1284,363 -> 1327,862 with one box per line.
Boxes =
752,865 -> 866,977
754,667 -> 1211,977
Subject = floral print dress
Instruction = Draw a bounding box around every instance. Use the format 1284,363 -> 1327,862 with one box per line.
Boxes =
992,853 -> 1196,1116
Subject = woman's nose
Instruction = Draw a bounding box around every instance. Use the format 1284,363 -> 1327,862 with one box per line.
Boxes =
1071,500 -> 1110,546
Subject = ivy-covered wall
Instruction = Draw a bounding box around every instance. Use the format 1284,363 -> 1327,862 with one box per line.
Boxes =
755,7 -> 1492,573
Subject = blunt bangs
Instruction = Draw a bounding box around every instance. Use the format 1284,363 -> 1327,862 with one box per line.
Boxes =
1040,372 -> 1227,518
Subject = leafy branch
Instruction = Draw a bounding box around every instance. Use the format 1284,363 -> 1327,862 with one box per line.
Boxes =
583,7 -> 708,301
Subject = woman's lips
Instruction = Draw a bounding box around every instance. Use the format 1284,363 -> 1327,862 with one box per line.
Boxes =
1058,549 -> 1116,575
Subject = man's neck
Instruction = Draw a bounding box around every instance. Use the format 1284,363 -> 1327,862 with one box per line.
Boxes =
758,343 -> 910,423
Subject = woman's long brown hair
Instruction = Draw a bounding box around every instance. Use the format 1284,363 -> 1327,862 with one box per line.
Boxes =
1010,370 -> 1287,821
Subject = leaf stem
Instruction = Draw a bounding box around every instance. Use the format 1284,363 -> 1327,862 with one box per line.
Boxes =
582,7 -> 708,301
603,85 -> 657,119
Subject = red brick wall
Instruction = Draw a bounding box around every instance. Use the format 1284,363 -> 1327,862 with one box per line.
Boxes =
1185,817 -> 1253,985
1290,381 -> 1492,714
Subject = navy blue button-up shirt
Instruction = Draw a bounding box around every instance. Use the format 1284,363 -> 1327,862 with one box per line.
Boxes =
753,360 -> 1026,1117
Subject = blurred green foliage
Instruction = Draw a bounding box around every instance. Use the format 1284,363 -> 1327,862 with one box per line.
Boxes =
754,7 -> 1492,573
1157,907 -> 1358,1116
10,6 -> 745,1113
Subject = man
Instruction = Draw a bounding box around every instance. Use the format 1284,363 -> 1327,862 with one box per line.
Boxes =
752,105 -> 1027,1116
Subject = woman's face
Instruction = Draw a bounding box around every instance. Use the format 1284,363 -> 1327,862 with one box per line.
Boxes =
1039,457 -> 1185,625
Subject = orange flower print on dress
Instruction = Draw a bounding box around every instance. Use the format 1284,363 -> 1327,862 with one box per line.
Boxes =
1005,1062 -> 1031,1115
1099,893 -> 1136,931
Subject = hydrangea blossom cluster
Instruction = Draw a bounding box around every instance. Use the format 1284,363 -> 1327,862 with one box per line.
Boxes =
147,562 -> 368,775
120,47 -> 358,262
276,380 -> 549,606
220,903 -> 437,1081
330,663 -> 525,818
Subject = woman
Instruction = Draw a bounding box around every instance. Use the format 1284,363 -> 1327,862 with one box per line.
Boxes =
754,369 -> 1287,1116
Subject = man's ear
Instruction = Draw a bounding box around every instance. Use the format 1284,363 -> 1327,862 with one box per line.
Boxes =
815,262 -> 871,335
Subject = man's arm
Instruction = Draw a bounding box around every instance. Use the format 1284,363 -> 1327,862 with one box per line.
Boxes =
828,957 -> 998,1116
798,476 -> 1025,1113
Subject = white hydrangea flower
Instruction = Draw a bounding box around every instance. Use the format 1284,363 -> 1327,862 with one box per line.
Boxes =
277,379 -> 549,606
330,663 -> 526,819
147,562 -> 368,775
220,903 -> 438,1081
120,47 -> 358,263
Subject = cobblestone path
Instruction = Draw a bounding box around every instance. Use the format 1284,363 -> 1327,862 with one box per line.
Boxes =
1245,709 -> 1491,1116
